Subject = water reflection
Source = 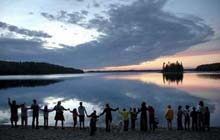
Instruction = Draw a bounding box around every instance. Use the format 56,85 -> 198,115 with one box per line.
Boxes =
0,80 -> 61,89
162,73 -> 183,85
197,73 -> 220,80
0,72 -> 219,127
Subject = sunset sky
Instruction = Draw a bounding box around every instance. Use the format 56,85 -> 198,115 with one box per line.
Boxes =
0,0 -> 220,70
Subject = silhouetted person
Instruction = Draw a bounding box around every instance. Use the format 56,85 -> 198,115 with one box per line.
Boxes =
69,108 -> 78,129
130,108 -> 139,130
99,104 -> 118,132
21,103 -> 29,128
78,102 -> 87,129
41,105 -> 53,129
31,99 -> 40,129
190,107 -> 197,131
87,110 -> 99,136
139,102 -> 148,131
177,105 -> 183,130
8,98 -> 22,128
119,108 -> 129,131
165,105 -> 174,130
204,107 -> 210,131
148,106 -> 155,131
53,101 -> 69,129
197,101 -> 205,131
184,105 -> 190,131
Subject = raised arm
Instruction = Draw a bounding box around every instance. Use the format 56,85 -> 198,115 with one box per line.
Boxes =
8,98 -> 11,106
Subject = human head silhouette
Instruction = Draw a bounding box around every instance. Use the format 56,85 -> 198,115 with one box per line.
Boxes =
33,99 -> 37,104
80,102 -> 82,106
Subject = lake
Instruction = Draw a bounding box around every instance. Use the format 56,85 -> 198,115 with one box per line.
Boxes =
0,72 -> 220,127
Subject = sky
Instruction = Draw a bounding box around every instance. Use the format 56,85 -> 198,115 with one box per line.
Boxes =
0,0 -> 220,70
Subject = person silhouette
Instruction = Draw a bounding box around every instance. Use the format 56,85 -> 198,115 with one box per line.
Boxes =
99,104 -> 118,132
184,105 -> 190,131
165,105 -> 174,130
40,105 -> 53,129
78,102 -> 87,129
69,108 -> 78,129
87,110 -> 99,136
190,107 -> 197,131
148,106 -> 155,131
53,101 -> 69,129
177,105 -> 183,130
139,102 -> 148,131
8,98 -> 22,128
130,108 -> 139,130
118,108 -> 129,131
21,102 -> 29,128
31,99 -> 40,129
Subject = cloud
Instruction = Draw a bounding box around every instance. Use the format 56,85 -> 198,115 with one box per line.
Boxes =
41,10 -> 87,25
0,21 -> 52,38
63,0 -> 214,68
1,0 -> 215,69
93,0 -> 100,7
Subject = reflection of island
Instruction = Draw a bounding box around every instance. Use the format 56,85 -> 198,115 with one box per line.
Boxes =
0,80 -> 62,89
163,73 -> 183,85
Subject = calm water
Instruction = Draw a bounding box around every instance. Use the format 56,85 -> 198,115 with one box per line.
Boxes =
0,72 -> 220,127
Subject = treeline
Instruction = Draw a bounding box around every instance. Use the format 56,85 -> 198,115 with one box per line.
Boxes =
0,60 -> 84,75
162,61 -> 184,73
195,63 -> 220,71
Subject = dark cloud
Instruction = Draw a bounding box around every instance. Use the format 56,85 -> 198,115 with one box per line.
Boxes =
41,10 -> 86,24
65,0 -> 214,68
1,0 -> 215,69
0,21 -> 52,38
93,1 -> 100,7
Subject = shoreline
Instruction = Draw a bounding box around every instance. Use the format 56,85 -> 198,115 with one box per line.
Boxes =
0,125 -> 219,140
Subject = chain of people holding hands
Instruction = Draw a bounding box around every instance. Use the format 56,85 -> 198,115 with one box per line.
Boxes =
8,98 -> 210,136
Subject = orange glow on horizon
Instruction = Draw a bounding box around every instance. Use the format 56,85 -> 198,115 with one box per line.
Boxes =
87,52 -> 220,71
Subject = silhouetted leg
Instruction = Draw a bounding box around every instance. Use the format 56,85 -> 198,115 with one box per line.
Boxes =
15,121 -> 17,127
25,118 -> 27,128
62,121 -> 64,129
21,118 -> 24,128
11,120 -> 14,128
55,120 -> 58,129
32,116 -> 35,128
105,119 -> 108,131
36,116 -> 39,129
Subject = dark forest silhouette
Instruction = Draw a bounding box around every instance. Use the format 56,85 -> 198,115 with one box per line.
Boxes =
162,61 -> 184,73
0,60 -> 84,75
195,63 -> 220,71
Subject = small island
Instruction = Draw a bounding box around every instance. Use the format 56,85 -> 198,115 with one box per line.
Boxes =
195,63 -> 220,72
162,61 -> 184,73
0,60 -> 84,75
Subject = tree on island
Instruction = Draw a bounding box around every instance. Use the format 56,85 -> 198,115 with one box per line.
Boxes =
162,61 -> 184,73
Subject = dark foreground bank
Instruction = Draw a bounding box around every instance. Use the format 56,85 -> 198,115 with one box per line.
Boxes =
0,126 -> 219,140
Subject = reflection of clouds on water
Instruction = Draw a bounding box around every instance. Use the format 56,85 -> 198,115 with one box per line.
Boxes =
0,73 -> 219,127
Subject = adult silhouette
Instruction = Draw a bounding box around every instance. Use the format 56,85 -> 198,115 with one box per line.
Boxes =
8,98 -> 22,128
78,102 -> 87,129
53,101 -> 68,129
31,99 -> 40,129
139,102 -> 148,131
99,104 -> 118,132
